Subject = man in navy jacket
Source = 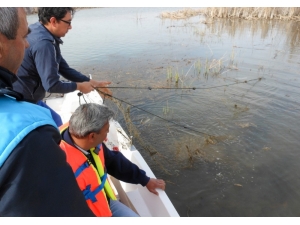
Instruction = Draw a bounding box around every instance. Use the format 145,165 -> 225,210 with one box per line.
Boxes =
0,7 -> 94,217
13,7 -> 111,126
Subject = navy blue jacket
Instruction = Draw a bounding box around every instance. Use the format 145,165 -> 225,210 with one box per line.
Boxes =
62,128 -> 150,187
0,67 -> 94,216
13,22 -> 90,103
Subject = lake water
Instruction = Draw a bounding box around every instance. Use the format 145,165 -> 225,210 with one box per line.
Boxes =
27,8 -> 300,217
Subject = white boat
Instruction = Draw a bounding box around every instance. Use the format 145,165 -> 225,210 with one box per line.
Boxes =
45,78 -> 179,217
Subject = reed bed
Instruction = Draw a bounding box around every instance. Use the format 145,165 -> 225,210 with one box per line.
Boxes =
204,7 -> 300,20
160,7 -> 300,21
160,8 -> 202,19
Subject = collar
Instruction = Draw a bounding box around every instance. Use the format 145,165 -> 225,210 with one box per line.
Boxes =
39,22 -> 63,45
74,143 -> 90,156
62,127 -> 82,150
62,127 -> 102,155
0,66 -> 17,88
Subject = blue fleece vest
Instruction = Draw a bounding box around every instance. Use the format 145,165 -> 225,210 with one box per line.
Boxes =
0,96 -> 57,167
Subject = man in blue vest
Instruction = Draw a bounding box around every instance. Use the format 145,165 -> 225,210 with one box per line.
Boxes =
13,7 -> 112,127
0,7 -> 94,216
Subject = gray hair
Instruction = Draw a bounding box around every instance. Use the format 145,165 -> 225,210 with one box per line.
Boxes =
69,103 -> 115,138
0,8 -> 19,40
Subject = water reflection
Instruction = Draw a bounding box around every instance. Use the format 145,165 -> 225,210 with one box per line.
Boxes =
27,8 -> 300,216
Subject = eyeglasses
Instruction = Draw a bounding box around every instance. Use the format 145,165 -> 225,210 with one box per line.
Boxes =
60,19 -> 71,25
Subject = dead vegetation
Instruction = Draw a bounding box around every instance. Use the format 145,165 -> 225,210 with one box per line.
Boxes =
159,8 -> 202,20
160,7 -> 300,21
203,7 -> 300,20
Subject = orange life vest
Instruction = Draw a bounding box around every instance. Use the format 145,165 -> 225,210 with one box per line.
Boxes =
59,123 -> 116,217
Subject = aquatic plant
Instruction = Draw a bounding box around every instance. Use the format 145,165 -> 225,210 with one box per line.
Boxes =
202,57 -> 224,79
163,101 -> 170,115
166,67 -> 182,85
167,67 -> 173,81
230,48 -> 235,63
174,71 -> 179,83
195,60 -> 202,75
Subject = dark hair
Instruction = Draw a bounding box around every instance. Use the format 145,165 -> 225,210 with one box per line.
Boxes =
38,7 -> 75,24
0,7 -> 19,40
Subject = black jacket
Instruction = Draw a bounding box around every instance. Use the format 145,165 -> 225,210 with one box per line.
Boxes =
0,67 -> 94,216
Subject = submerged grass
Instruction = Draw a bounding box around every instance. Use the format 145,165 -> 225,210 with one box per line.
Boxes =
163,101 -> 170,115
102,94 -> 173,175
166,67 -> 181,84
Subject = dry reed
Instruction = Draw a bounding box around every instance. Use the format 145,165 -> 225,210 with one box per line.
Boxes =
160,7 -> 300,21
204,7 -> 300,20
160,8 -> 202,20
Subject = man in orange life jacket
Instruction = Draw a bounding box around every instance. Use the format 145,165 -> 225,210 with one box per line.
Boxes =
59,103 -> 166,217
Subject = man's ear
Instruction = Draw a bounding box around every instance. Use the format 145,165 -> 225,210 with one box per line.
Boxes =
0,41 -> 3,60
0,34 -> 5,60
87,132 -> 95,141
49,16 -> 58,27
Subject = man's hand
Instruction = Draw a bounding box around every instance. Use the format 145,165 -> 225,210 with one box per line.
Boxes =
76,81 -> 94,94
89,80 -> 112,99
146,178 -> 166,196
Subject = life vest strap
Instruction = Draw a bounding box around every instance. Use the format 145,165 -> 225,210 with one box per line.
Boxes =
74,160 -> 90,178
82,173 -> 108,203
93,144 -> 101,155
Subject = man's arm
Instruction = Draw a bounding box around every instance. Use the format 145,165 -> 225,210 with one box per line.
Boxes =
0,125 -> 94,216
32,41 -> 88,94
103,144 -> 150,186
103,144 -> 166,195
59,57 -> 112,96
33,42 -> 111,95
58,56 -> 90,82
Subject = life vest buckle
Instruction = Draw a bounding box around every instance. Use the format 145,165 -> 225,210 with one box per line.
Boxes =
83,184 -> 98,203
82,173 -> 108,203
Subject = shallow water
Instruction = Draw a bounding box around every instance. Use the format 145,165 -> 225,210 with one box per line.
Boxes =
27,8 -> 300,216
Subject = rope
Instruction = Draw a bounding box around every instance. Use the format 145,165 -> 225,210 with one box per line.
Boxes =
95,88 -> 214,137
94,78 -> 263,90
